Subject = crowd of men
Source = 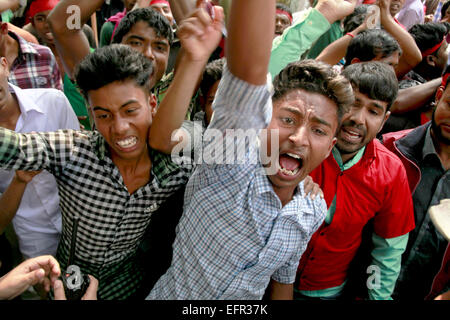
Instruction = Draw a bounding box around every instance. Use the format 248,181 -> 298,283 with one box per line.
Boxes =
0,0 -> 448,301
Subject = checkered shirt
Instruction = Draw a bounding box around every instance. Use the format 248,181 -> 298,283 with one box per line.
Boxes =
0,129 -> 192,299
148,65 -> 327,300
7,31 -> 62,91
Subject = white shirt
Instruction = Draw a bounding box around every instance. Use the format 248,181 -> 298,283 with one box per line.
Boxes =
0,83 -> 80,258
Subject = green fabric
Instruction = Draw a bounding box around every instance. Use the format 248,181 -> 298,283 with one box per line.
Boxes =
1,10 -> 13,23
99,21 -> 114,47
63,74 -> 91,130
306,20 -> 343,59
369,233 -> 408,300
269,8 -> 331,79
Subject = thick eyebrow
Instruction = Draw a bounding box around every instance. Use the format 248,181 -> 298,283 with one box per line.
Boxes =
355,98 -> 386,111
92,100 -> 139,112
124,35 -> 146,42
280,106 -> 333,128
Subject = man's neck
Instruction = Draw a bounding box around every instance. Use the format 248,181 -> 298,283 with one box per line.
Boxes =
272,185 -> 296,207
0,92 -> 21,131
431,130 -> 450,171
1,34 -> 19,70
110,147 -> 152,194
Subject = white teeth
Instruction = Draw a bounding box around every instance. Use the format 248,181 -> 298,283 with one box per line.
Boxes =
116,137 -> 137,148
280,167 -> 299,176
286,153 -> 301,160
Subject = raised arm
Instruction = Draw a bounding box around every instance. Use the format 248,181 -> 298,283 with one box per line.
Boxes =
378,0 -> 422,79
316,9 -> 371,66
269,0 -> 357,78
47,0 -> 103,79
391,77 -> 442,114
227,0 -> 276,85
0,0 -> 19,13
149,5 -> 224,154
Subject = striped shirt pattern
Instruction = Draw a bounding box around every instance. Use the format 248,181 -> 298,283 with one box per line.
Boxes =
148,66 -> 327,300
0,129 -> 192,299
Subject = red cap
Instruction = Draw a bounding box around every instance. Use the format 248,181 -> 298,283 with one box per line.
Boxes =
26,0 -> 59,24
149,0 -> 170,5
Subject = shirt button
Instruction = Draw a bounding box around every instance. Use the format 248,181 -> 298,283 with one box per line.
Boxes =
310,257 -> 315,261
320,232 -> 325,236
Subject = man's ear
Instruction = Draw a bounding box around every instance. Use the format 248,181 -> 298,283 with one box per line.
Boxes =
149,93 -> 158,116
378,111 -> 391,135
426,54 -> 436,67
435,85 -> 445,104
326,137 -> 337,158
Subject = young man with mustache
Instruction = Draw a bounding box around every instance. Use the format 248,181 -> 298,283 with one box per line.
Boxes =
294,61 -> 415,300
147,0 -> 354,299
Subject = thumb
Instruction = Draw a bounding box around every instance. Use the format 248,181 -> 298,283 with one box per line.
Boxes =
24,268 -> 45,286
53,279 -> 67,300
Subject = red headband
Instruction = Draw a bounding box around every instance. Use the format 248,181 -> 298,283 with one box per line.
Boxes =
442,72 -> 450,88
276,9 -> 293,23
149,0 -> 170,5
422,38 -> 445,57
26,0 -> 59,24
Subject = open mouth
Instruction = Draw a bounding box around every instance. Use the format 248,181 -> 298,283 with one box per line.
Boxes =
278,152 -> 303,177
115,136 -> 138,150
341,127 -> 363,143
45,32 -> 54,41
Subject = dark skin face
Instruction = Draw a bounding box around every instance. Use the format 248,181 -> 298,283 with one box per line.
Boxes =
264,89 -> 338,205
120,21 -> 170,89
274,13 -> 291,37
336,87 -> 390,163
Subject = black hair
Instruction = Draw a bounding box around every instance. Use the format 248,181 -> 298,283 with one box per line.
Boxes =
344,29 -> 401,67
112,7 -> 173,45
74,44 -> 153,100
343,4 -> 369,35
276,3 -> 292,15
409,22 -> 448,54
273,59 -> 354,125
442,1 -> 450,18
199,58 -> 225,99
342,61 -> 398,111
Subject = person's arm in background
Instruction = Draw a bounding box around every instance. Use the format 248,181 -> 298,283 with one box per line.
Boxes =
378,0 -> 422,79
0,171 -> 41,234
269,0 -> 357,79
391,77 -> 441,113
7,22 -> 39,44
0,0 -> 19,13
47,0 -> 104,79
149,4 -> 224,154
316,8 -> 372,65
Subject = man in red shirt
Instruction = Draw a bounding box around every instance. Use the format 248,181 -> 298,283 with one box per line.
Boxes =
294,61 -> 415,300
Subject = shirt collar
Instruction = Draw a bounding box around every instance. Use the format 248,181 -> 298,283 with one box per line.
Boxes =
8,83 -> 44,115
332,145 -> 366,171
422,125 -> 439,160
8,31 -> 39,57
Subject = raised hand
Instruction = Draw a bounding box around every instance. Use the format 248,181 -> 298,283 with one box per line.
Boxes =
177,3 -> 224,62
316,0 -> 357,24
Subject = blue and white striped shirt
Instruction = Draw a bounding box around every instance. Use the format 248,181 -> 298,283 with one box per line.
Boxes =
148,65 -> 327,300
